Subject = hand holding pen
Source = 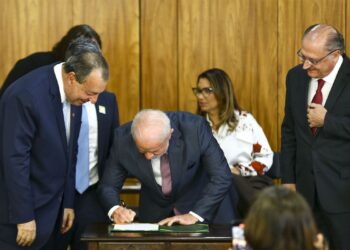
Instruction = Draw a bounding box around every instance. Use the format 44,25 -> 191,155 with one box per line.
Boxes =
112,200 -> 136,224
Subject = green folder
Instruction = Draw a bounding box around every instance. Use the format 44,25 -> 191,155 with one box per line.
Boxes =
159,223 -> 209,233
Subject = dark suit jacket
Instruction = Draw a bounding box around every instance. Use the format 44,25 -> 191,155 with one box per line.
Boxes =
73,91 -> 119,223
281,55 -> 350,213
0,64 -> 81,249
55,92 -> 120,250
0,51 -> 56,99
98,112 -> 234,223
95,92 -> 119,180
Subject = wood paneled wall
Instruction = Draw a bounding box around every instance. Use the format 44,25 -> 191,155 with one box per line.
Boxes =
0,0 -> 348,151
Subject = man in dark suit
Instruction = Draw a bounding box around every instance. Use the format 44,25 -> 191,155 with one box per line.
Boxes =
59,92 -> 119,250
98,109 -> 237,226
281,24 -> 350,250
0,38 -> 109,250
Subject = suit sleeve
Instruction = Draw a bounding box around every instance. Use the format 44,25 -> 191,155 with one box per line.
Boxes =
97,129 -> 127,213
1,91 -> 36,223
112,94 -> 120,128
190,118 -> 233,220
281,71 -> 297,184
323,111 -> 350,139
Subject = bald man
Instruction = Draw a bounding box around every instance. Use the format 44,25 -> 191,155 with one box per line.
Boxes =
98,109 -> 237,226
281,24 -> 350,250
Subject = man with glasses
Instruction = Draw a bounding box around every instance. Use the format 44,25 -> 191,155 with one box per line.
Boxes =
98,109 -> 237,226
281,24 -> 350,250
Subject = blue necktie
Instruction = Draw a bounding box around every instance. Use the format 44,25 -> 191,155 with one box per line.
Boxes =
76,105 -> 90,193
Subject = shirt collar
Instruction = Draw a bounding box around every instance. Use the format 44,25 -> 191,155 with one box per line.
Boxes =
320,55 -> 343,83
54,63 -> 67,104
205,113 -> 231,137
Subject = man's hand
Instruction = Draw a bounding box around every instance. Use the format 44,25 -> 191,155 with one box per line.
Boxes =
158,213 -> 198,226
112,206 -> 136,224
61,208 -> 74,234
307,103 -> 327,128
283,183 -> 296,191
16,220 -> 36,247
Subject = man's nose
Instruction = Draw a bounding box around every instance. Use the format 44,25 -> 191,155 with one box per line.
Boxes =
89,95 -> 99,104
302,60 -> 312,70
144,152 -> 154,160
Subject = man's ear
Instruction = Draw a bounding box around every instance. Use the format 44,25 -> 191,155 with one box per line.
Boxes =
168,128 -> 174,140
67,72 -> 76,84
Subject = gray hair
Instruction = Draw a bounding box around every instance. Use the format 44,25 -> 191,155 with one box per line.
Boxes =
131,109 -> 171,142
303,23 -> 345,54
63,37 -> 109,83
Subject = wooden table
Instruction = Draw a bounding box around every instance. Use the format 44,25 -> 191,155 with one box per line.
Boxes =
81,223 -> 232,250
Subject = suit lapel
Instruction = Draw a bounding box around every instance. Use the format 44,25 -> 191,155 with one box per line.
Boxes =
95,100 -> 103,168
68,105 -> 81,151
95,98 -> 110,178
325,56 -> 350,112
296,71 -> 313,137
49,73 -> 68,155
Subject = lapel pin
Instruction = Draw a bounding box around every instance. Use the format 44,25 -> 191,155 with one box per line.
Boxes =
99,105 -> 106,114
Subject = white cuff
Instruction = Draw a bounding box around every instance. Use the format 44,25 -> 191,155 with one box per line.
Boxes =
189,211 -> 204,222
108,205 -> 120,221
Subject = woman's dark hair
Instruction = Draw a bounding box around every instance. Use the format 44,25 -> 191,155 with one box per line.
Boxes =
52,24 -> 102,61
245,186 -> 319,250
196,68 -> 242,131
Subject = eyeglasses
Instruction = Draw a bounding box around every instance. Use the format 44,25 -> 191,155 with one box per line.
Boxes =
297,49 -> 338,65
192,87 -> 214,97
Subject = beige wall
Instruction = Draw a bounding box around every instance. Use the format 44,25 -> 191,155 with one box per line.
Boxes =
0,0 -> 348,151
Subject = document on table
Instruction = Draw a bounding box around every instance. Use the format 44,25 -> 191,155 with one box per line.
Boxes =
111,223 -> 209,233
112,223 -> 159,231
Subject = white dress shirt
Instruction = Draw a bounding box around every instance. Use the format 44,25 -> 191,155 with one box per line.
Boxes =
83,101 -> 99,186
151,156 -> 162,185
54,63 -> 71,141
307,55 -> 343,105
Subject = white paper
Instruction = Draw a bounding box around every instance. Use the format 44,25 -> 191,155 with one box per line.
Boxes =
113,223 -> 159,231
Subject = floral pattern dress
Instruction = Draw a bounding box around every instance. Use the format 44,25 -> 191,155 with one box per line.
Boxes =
207,110 -> 273,176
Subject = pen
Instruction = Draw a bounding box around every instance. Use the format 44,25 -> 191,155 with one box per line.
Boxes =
120,200 -> 128,209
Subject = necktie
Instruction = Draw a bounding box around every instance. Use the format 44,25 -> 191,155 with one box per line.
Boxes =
76,105 -> 90,193
311,79 -> 325,136
160,154 -> 172,196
